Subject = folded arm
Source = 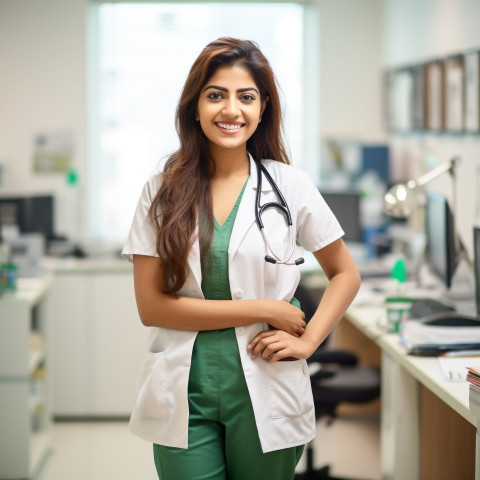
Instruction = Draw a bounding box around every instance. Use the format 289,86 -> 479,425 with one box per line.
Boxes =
132,254 -> 306,335
248,238 -> 361,361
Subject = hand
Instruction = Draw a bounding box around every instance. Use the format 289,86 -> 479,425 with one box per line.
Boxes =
264,300 -> 306,337
247,329 -> 317,363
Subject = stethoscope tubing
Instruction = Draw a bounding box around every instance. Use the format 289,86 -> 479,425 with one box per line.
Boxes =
254,160 -> 304,266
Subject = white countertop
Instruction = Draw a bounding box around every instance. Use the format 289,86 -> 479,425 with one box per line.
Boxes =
43,256 -> 132,274
0,275 -> 54,307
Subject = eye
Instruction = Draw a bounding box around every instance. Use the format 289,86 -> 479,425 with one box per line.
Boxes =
240,94 -> 256,102
207,92 -> 223,100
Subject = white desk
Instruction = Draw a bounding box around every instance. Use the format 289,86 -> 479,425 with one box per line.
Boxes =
345,303 -> 477,479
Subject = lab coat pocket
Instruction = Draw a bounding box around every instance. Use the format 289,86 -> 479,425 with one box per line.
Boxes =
267,359 -> 313,418
135,351 -> 169,420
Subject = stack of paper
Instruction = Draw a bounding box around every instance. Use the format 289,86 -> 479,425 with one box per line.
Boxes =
401,320 -> 480,354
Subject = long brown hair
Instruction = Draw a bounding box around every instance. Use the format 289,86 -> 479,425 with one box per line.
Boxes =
149,37 -> 290,294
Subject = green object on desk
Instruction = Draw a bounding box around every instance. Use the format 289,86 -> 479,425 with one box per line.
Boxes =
1,263 -> 17,292
385,258 -> 410,333
390,257 -> 407,283
385,296 -> 412,333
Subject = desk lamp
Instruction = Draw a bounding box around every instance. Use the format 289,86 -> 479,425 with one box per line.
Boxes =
384,156 -> 473,280
384,156 -> 459,218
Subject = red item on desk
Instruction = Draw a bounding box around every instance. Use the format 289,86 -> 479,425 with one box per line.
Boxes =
466,366 -> 480,387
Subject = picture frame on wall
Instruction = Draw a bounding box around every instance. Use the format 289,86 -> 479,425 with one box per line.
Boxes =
412,64 -> 426,130
424,60 -> 445,131
444,55 -> 465,132
385,70 -> 397,132
388,68 -> 414,132
464,50 -> 480,132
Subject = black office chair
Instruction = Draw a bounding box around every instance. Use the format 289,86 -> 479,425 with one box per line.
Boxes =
294,284 -> 381,480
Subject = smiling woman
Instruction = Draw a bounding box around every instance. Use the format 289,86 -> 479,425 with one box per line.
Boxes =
89,2 -> 317,241
121,37 -> 360,480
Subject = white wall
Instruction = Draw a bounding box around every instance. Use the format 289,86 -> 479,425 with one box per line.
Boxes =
0,0 -> 88,240
0,0 -> 384,243
383,0 -> 480,254
319,0 -> 385,142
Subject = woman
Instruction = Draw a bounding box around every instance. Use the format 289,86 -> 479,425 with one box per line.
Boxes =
122,37 -> 361,480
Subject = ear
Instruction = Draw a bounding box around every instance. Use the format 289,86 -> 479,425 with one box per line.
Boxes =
259,96 -> 269,123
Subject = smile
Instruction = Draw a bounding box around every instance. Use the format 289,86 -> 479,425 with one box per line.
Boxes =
216,122 -> 244,132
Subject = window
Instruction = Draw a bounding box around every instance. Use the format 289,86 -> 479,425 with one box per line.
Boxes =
89,2 -> 319,241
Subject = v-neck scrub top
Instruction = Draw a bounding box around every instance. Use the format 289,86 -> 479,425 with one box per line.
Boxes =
122,154 -> 344,453
189,179 -> 248,419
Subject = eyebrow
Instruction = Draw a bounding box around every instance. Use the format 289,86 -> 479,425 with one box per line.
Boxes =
203,85 -> 259,94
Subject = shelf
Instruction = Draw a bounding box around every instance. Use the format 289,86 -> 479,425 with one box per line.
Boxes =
29,349 -> 46,375
30,430 -> 51,477
0,274 -> 52,479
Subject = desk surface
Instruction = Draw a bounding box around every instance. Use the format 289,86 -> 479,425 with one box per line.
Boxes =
346,303 -> 475,425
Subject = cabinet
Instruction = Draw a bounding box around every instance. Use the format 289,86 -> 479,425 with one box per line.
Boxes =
48,260 -> 147,417
0,277 -> 53,479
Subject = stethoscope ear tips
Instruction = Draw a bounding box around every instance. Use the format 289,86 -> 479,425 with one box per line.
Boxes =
265,255 -> 305,265
265,255 -> 277,264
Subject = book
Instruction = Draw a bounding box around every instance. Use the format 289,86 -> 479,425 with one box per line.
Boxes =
466,366 -> 480,388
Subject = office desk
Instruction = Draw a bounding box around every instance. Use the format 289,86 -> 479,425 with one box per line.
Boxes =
345,303 -> 477,479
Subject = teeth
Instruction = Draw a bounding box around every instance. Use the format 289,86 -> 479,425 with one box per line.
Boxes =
217,123 -> 242,130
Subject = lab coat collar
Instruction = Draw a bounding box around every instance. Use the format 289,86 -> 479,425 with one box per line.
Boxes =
248,152 -> 274,193
228,154 -> 258,261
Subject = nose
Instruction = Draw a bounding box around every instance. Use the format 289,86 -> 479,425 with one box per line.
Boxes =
222,97 -> 240,117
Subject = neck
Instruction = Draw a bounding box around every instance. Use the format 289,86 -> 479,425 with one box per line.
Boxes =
208,146 -> 250,178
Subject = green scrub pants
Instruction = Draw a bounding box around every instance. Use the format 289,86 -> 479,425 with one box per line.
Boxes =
153,328 -> 304,480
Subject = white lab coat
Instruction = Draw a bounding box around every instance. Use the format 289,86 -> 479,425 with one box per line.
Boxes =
122,154 -> 344,453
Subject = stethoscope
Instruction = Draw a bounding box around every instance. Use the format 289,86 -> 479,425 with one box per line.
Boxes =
254,159 -> 304,266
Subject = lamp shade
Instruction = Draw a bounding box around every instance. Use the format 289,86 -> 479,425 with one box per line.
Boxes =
384,183 -> 419,218
383,157 -> 458,219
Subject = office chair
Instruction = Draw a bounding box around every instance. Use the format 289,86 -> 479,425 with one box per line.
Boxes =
294,284 -> 381,480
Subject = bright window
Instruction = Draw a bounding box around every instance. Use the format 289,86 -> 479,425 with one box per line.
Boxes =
89,2 -> 318,241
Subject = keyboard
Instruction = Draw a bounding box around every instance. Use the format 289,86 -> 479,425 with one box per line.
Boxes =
410,298 -> 455,319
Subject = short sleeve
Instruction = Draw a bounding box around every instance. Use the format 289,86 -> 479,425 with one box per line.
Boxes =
121,175 -> 161,263
295,170 -> 344,252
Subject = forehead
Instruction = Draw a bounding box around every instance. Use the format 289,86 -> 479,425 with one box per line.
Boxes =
204,64 -> 258,88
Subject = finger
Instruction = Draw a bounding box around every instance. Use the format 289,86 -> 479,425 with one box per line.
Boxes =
253,337 -> 282,359
260,340 -> 283,360
265,351 -> 277,361
266,346 -> 293,362
247,330 -> 277,351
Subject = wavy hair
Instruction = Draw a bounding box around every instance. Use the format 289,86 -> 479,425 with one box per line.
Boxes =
149,37 -> 289,294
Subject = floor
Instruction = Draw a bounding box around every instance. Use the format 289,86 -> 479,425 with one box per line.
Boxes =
38,415 -> 380,480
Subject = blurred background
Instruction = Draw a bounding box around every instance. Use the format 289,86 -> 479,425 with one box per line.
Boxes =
1,1 -> 480,479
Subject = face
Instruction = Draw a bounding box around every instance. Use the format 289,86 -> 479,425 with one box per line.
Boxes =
196,64 -> 266,156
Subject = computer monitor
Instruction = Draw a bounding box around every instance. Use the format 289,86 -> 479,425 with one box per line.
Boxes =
0,195 -> 55,241
424,190 -> 457,289
474,227 -> 480,316
320,191 -> 362,242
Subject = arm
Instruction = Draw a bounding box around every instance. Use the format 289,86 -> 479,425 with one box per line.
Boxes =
247,238 -> 361,361
133,254 -> 306,335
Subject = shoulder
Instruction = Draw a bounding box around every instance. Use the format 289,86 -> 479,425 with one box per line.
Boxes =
142,173 -> 163,199
260,159 -> 312,190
